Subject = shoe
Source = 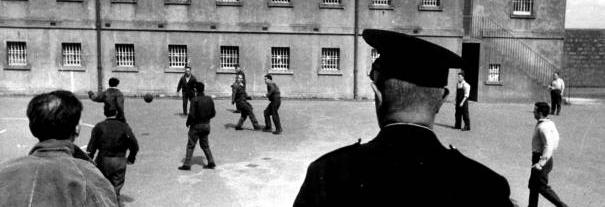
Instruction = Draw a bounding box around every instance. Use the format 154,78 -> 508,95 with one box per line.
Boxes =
235,127 -> 243,130
203,163 -> 216,169
178,165 -> 191,171
461,127 -> 470,131
262,128 -> 272,132
272,130 -> 282,135
253,126 -> 262,131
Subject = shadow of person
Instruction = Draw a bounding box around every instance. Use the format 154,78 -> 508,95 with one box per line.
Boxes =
224,123 -> 237,129
433,122 -> 456,129
226,109 -> 240,113
180,156 -> 207,166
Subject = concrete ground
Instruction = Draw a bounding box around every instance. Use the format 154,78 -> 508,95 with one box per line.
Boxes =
1,96 -> 604,207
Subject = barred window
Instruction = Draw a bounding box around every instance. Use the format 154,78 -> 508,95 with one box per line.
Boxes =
420,0 -> 440,8
168,45 -> 187,68
321,48 -> 340,71
271,47 -> 290,71
512,0 -> 533,16
7,42 -> 27,66
220,46 -> 239,70
371,0 -> 390,6
322,0 -> 340,4
488,64 -> 501,83
62,43 -> 82,67
115,44 -> 135,67
271,0 -> 290,3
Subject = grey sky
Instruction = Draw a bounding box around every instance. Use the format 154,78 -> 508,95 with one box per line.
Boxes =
565,0 -> 605,29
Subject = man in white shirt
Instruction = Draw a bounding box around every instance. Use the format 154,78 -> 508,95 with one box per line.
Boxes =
548,72 -> 565,115
454,72 -> 471,131
528,102 -> 568,207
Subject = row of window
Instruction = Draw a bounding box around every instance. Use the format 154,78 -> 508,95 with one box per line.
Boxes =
5,41 -> 503,83
4,42 -> 345,71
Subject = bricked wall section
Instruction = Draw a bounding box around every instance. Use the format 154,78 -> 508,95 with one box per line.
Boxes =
564,29 -> 605,87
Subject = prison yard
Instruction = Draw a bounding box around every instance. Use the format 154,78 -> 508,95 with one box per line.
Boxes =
0,96 -> 603,207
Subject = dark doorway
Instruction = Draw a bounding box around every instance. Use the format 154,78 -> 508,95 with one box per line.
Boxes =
462,43 -> 480,101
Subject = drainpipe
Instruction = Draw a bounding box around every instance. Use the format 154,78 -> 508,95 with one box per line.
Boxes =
95,0 -> 103,92
353,0 -> 359,99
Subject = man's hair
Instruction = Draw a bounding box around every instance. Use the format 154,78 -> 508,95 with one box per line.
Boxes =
554,72 -> 560,76
458,72 -> 465,77
27,90 -> 83,140
264,74 -> 273,80
535,102 -> 550,117
108,77 -> 120,87
379,78 -> 443,114
195,81 -> 205,95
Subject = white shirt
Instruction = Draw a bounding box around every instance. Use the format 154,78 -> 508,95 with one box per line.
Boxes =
531,118 -> 560,160
550,78 -> 565,93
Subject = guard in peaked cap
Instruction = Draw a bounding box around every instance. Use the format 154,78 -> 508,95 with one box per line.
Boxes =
363,29 -> 462,88
294,29 -> 514,207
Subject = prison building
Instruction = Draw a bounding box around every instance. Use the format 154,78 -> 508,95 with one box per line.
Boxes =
0,0 -> 566,102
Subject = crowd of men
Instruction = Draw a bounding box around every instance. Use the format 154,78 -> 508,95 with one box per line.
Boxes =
0,29 -> 570,207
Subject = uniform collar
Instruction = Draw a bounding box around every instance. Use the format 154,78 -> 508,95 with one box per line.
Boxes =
373,123 -> 447,156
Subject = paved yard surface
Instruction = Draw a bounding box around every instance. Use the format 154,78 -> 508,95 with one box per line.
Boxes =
1,96 -> 604,207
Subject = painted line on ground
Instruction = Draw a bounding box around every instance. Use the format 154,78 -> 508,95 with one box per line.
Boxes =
0,129 -> 6,134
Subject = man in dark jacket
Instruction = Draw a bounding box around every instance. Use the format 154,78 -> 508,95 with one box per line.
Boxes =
262,74 -> 282,135
179,82 -> 217,170
89,77 -> 126,122
294,29 -> 514,207
233,75 -> 261,130
0,90 -> 118,207
177,67 -> 197,115
87,108 -> 139,199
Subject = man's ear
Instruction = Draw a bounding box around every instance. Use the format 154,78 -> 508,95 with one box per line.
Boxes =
370,82 -> 383,107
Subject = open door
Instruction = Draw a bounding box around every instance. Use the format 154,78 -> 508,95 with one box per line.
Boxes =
462,43 -> 480,101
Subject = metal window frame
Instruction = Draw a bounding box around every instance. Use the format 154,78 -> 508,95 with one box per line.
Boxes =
270,47 -> 290,71
487,63 -> 502,84
6,41 -> 27,67
220,46 -> 240,70
418,0 -> 442,11
61,43 -> 82,67
168,44 -> 188,68
510,0 -> 536,19
321,48 -> 340,71
115,44 -> 136,67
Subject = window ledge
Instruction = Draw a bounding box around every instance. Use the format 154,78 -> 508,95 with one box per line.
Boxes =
268,2 -> 293,8
319,3 -> 344,9
111,0 -> 137,4
165,0 -> 190,5
484,81 -> 503,86
216,1 -> 242,6
418,5 -> 442,11
510,14 -> 536,19
165,67 -> 186,73
216,69 -> 237,74
369,4 -> 393,10
59,66 -> 85,71
112,66 -> 139,72
318,70 -> 343,76
268,70 -> 294,75
4,65 -> 31,71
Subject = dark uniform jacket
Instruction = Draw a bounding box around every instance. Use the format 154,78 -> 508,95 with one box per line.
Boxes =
0,139 -> 118,207
186,95 -> 216,126
88,118 -> 139,163
294,123 -> 514,207
233,83 -> 253,111
266,82 -> 281,102
177,74 -> 197,98
89,88 -> 126,122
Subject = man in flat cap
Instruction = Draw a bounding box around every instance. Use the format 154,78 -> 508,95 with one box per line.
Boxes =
293,29 -> 514,207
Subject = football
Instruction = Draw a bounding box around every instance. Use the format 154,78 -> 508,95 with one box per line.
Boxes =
143,93 -> 153,103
